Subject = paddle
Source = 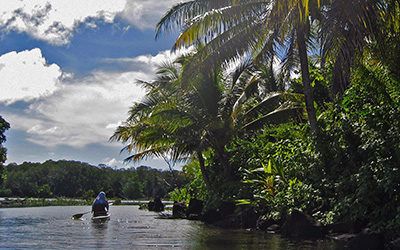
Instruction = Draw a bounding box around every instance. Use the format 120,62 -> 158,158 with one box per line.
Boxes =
72,211 -> 91,220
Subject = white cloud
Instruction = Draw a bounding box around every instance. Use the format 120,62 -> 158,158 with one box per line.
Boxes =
120,0 -> 180,30
102,157 -> 124,168
3,49 -> 174,149
0,0 -> 126,45
0,48 -> 63,104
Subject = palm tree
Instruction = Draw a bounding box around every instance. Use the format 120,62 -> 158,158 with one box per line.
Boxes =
156,0 -> 322,134
112,55 -> 302,184
320,0 -> 399,96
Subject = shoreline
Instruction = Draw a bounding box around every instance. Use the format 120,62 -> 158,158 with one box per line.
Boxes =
0,197 -> 174,208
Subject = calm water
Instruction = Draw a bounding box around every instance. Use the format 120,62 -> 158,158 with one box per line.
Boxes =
0,206 -> 339,249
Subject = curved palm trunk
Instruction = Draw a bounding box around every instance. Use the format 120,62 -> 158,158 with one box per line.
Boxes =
296,26 -> 318,134
196,150 -> 210,186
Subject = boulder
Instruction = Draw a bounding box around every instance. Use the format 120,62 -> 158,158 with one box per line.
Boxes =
153,197 -> 165,212
202,209 -> 222,224
237,206 -> 258,229
186,199 -> 203,217
148,198 -> 164,212
331,228 -> 384,250
325,220 -> 367,234
389,237 -> 400,250
148,201 -> 155,211
281,210 -> 324,238
266,224 -> 280,233
172,201 -> 186,218
219,201 -> 236,217
256,215 -> 279,231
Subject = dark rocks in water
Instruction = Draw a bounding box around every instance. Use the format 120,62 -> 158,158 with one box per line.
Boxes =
187,214 -> 201,220
148,198 -> 164,212
186,199 -> 203,217
281,210 -> 324,238
172,201 -> 186,218
266,224 -> 280,233
389,237 -> 400,250
215,205 -> 258,229
148,201 -> 155,211
236,206 -> 258,229
324,220 -> 367,234
331,228 -> 384,250
257,216 -> 279,231
202,209 -> 222,224
138,203 -> 147,210
153,198 -> 165,212
219,201 -> 236,217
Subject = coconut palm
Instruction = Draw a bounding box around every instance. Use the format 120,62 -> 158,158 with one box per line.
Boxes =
320,0 -> 399,96
156,0 -> 322,134
112,55 -> 303,184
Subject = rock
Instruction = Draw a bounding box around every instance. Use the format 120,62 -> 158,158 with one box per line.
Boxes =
153,197 -> 165,212
202,209 -> 222,224
148,198 -> 164,212
266,224 -> 280,233
187,214 -> 201,220
148,201 -> 155,211
172,201 -> 186,218
256,216 -> 278,231
236,206 -> 258,229
389,237 -> 400,250
281,210 -> 324,238
331,228 -> 384,250
219,201 -> 236,217
325,220 -> 367,234
186,199 -> 203,217
138,203 -> 147,210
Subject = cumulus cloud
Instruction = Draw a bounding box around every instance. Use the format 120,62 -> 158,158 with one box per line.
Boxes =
0,0 -> 126,45
120,0 -> 181,30
102,157 -> 124,168
0,48 -> 63,104
3,48 -> 174,149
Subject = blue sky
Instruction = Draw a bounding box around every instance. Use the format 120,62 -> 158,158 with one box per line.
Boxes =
0,1 -> 182,169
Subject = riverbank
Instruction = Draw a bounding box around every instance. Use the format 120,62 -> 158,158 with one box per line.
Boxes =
0,197 -> 174,208
152,199 -> 400,249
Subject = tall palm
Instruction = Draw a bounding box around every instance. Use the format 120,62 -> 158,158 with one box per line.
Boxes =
112,55 -> 302,184
320,0 -> 398,96
156,0 -> 321,134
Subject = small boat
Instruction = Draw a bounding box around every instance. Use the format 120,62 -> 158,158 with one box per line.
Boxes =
91,213 -> 110,222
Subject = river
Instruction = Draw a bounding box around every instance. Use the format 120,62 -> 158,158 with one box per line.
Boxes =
0,206 -> 339,249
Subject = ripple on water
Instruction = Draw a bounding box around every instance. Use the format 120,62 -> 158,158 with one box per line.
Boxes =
0,206 -> 339,249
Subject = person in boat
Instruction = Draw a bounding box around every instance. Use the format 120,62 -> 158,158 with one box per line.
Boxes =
92,191 -> 109,217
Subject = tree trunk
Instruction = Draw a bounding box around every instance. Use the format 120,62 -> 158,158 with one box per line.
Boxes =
296,26 -> 318,135
196,151 -> 210,186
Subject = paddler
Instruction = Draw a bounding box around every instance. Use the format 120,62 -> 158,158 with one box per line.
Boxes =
92,191 -> 109,217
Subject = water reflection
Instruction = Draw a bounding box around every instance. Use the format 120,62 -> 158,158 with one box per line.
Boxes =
0,206 -> 339,249
91,221 -> 108,249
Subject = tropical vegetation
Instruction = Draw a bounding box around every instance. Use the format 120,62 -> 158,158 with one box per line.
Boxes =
0,160 -> 188,200
112,0 -> 400,243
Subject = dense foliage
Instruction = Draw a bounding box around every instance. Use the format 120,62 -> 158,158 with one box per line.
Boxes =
0,160 -> 188,199
139,0 -> 400,239
0,116 -> 10,186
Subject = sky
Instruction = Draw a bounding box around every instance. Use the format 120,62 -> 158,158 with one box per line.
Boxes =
0,0 -> 183,169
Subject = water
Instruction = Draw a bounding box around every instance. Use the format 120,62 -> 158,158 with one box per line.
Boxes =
0,206 -> 339,249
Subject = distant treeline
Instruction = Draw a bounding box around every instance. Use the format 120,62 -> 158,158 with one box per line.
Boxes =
0,160 -> 188,199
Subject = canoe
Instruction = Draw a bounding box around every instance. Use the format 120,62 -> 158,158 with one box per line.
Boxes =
91,213 -> 110,222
